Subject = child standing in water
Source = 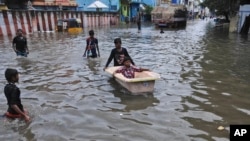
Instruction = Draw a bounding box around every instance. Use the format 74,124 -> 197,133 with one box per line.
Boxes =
4,68 -> 30,122
83,30 -> 100,58
114,57 -> 149,79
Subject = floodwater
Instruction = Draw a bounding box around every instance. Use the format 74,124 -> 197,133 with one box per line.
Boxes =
0,20 -> 250,141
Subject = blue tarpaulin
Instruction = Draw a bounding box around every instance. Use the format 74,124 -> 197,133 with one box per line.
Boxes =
172,0 -> 177,4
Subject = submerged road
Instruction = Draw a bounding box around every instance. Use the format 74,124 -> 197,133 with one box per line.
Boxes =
0,20 -> 250,141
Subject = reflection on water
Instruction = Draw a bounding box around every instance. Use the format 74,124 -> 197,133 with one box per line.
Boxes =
87,58 -> 101,74
107,78 -> 160,112
0,20 -> 250,141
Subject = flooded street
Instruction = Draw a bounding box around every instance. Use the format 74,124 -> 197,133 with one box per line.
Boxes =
0,20 -> 250,141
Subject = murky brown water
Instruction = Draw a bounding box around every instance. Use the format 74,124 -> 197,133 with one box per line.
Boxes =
0,20 -> 250,141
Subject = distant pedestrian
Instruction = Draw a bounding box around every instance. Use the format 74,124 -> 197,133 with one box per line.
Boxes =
4,68 -> 31,122
12,29 -> 29,57
125,16 -> 129,28
83,30 -> 100,58
136,9 -> 142,33
125,16 -> 129,25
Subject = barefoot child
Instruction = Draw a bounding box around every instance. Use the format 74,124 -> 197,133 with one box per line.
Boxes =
114,57 -> 149,79
4,68 -> 30,122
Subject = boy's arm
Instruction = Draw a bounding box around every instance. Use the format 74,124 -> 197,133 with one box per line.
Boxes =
12,38 -> 17,52
141,68 -> 150,71
25,38 -> 29,53
103,50 -> 115,70
96,39 -> 100,57
132,66 -> 149,72
11,105 -> 30,122
113,67 -> 123,75
83,45 -> 88,56
83,40 -> 89,56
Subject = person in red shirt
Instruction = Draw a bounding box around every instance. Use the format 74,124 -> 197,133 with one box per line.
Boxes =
114,57 -> 149,79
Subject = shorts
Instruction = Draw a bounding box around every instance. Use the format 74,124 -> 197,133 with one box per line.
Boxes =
16,51 -> 28,57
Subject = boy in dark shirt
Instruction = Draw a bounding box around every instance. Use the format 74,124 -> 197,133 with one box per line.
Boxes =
103,38 -> 134,70
4,68 -> 30,122
12,29 -> 29,57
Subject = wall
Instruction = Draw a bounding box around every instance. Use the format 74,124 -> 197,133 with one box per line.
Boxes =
120,4 -> 129,22
76,0 -> 120,12
0,10 -> 119,36
238,4 -> 250,33
130,3 -> 140,20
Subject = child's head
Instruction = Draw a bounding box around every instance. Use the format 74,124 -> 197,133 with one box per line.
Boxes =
123,57 -> 132,67
89,30 -> 94,36
5,68 -> 19,83
17,29 -> 23,36
114,38 -> 122,48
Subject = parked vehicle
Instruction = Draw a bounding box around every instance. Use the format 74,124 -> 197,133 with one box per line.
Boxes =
214,17 -> 230,27
151,5 -> 187,28
56,18 -> 83,34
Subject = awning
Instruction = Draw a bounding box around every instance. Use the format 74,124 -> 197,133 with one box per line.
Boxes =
87,0 -> 108,8
140,4 -> 145,10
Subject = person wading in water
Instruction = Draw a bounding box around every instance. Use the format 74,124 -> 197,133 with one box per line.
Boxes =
12,29 -> 29,57
103,38 -> 135,70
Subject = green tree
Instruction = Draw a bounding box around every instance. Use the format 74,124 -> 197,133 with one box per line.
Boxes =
200,0 -> 243,21
144,5 -> 153,21
145,5 -> 153,15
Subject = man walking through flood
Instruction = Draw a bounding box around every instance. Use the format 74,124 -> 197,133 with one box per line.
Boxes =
136,9 -> 142,33
12,29 -> 29,57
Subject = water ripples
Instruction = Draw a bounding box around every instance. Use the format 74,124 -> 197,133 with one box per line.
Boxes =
0,20 -> 250,141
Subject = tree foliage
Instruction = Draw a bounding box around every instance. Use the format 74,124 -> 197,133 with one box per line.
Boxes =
200,0 -> 250,21
200,0 -> 240,16
201,0 -> 250,15
145,5 -> 153,15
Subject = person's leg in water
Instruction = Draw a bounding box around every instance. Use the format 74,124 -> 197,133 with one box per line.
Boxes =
89,48 -> 97,58
160,28 -> 164,33
137,21 -> 141,33
16,51 -> 28,57
125,17 -> 129,29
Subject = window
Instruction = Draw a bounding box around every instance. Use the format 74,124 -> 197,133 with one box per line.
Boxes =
111,5 -> 117,11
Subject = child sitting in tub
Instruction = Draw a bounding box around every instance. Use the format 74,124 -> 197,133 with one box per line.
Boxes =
114,57 -> 149,79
